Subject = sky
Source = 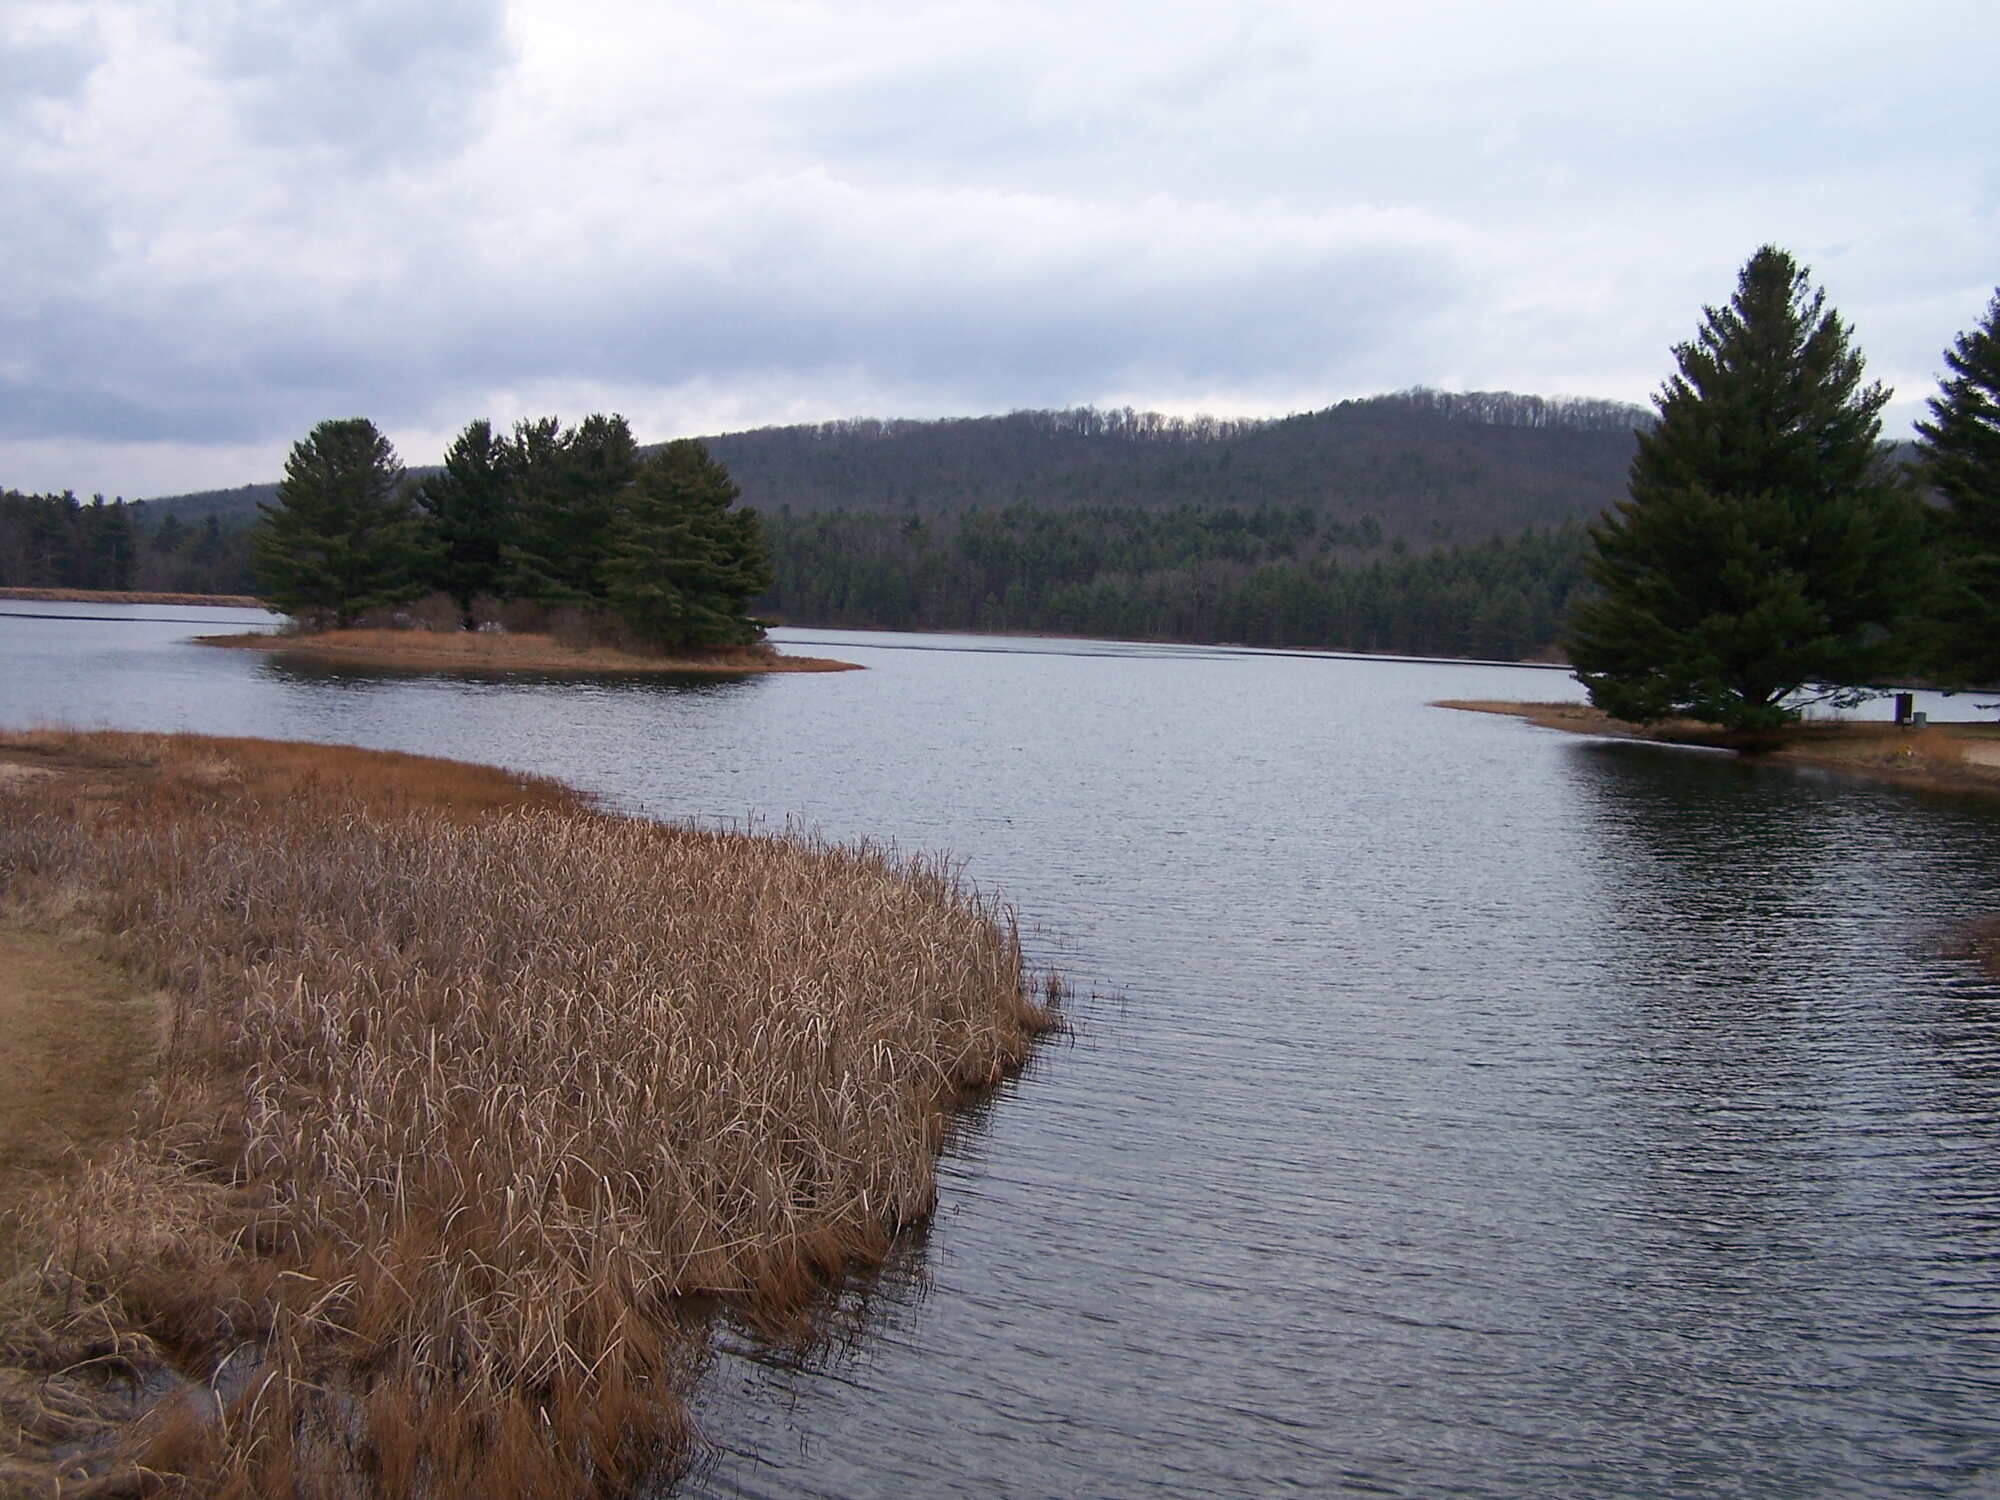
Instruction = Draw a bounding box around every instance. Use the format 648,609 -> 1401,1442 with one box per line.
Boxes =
4,0 -> 1995,500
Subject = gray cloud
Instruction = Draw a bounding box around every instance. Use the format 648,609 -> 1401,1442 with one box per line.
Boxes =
1,0 -> 1993,498
170,0 -> 512,162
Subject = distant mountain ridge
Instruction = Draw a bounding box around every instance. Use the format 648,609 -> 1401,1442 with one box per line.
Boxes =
134,388 -> 1653,542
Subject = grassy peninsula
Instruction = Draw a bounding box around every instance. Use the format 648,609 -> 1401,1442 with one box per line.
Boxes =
0,730 -> 1058,1496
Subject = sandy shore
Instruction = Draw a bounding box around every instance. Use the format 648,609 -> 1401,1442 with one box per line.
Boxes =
200,626 -> 861,674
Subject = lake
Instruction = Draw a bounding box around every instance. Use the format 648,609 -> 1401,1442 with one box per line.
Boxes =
5,604 -> 1999,1499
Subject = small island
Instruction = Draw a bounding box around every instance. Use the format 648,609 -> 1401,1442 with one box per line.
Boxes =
199,626 -> 860,675
235,414 -> 863,679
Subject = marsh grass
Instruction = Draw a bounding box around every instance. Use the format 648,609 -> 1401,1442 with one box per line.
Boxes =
0,731 -> 1059,1496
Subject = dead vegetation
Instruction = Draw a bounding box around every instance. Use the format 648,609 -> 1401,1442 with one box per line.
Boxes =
0,588 -> 266,609
0,730 -> 1059,1496
198,627 -> 860,677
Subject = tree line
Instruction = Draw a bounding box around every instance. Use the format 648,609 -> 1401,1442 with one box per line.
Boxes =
253,414 -> 772,649
763,506 -> 1587,660
0,489 -> 255,595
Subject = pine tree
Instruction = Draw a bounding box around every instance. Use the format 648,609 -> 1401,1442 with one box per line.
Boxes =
413,418 -> 514,628
604,440 -> 773,650
1915,290 -> 2000,688
254,418 -> 428,626
504,413 -> 638,606
1567,246 -> 1926,730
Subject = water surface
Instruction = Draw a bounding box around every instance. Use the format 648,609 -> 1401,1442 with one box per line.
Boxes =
4,607 -> 1998,1498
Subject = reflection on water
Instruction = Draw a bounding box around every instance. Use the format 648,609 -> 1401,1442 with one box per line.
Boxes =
257,653 -> 767,697
5,608 -> 2000,1498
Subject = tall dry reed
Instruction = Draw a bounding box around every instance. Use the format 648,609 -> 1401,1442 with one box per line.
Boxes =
0,731 -> 1059,1496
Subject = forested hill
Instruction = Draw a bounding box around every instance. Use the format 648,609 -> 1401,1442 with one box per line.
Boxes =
704,389 -> 1648,538
133,389 -> 1650,542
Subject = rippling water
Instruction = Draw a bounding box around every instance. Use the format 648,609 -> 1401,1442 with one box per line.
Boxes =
5,606 -> 1999,1498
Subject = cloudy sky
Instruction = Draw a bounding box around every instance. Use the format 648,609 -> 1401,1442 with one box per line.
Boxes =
5,0 -> 1994,499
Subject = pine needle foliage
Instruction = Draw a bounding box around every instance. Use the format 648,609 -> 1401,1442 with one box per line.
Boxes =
1568,246 -> 1926,729
253,419 -> 429,627
410,418 -> 513,629
503,413 -> 639,606
605,439 -> 774,649
1916,289 -> 2000,687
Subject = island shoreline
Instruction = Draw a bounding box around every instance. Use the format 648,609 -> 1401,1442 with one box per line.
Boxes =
198,627 -> 863,675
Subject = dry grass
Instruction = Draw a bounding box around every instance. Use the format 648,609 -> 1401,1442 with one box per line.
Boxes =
199,628 -> 861,676
0,587 -> 266,608
0,928 -> 158,1268
0,730 -> 1059,1497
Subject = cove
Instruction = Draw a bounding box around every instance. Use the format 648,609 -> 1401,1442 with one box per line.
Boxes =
5,604 -> 1999,1499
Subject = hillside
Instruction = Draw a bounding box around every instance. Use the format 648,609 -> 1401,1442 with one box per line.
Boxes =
706,389 -> 1645,539
130,389 -> 1650,542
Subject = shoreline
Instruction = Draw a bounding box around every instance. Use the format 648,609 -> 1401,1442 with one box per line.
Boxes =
0,729 -> 1054,1495
199,626 -> 862,675
6,585 -> 1573,670
0,585 -> 266,608
1437,698 -> 2000,800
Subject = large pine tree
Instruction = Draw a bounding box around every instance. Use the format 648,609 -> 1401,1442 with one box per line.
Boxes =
1915,290 -> 2000,688
1568,246 -> 1926,730
254,418 -> 427,626
604,440 -> 773,650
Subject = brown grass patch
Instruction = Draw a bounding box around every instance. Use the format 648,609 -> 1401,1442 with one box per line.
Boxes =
0,929 -> 157,1267
200,628 -> 861,676
0,730 -> 1058,1496
0,587 -> 265,608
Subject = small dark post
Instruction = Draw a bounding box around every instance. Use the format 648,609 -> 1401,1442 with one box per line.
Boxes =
1894,692 -> 1915,726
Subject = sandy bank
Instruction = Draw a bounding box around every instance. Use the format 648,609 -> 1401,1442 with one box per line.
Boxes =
200,625 -> 862,674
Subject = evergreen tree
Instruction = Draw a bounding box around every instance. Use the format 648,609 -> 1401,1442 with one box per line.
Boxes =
79,497 -> 136,591
605,440 -> 773,649
413,418 -> 514,628
1915,290 -> 2000,687
1568,246 -> 1926,730
504,413 -> 638,605
254,418 -> 428,626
